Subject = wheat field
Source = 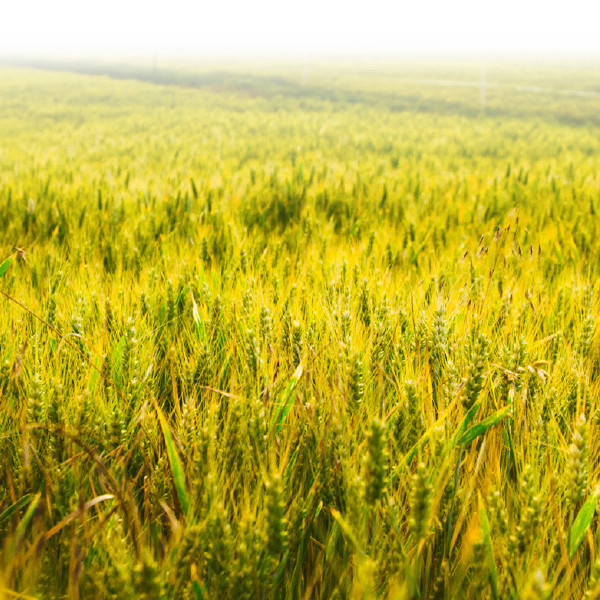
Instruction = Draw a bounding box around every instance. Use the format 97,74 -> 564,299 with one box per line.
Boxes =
1,62 -> 600,599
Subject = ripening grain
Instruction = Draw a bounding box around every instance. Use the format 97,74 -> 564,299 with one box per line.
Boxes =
1,62 -> 600,599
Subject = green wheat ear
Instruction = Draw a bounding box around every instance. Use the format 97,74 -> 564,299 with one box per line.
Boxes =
364,418 -> 388,506
409,461 -> 433,546
265,474 -> 288,557
565,414 -> 588,507
348,352 -> 365,411
462,332 -> 489,411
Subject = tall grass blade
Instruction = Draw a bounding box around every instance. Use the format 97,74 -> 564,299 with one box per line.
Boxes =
154,400 -> 190,517
271,363 -> 303,435
569,488 -> 598,559
459,404 -> 511,446
0,257 -> 12,279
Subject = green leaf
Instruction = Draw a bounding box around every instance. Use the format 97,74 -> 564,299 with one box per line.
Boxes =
325,521 -> 341,561
283,447 -> 300,483
191,580 -> 207,600
291,532 -> 306,596
190,291 -> 206,342
450,400 -> 482,447
0,495 -> 31,527
479,497 -> 499,600
459,404 -> 512,446
569,489 -> 598,559
271,363 -> 303,435
0,257 -> 12,279
177,285 -> 189,307
154,400 -> 190,517
9,492 -> 40,556
274,549 -> 290,587
88,354 -> 102,394
389,399 -> 482,485
15,493 -> 40,538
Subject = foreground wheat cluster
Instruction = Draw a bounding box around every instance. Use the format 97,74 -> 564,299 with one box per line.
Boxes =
1,66 -> 600,599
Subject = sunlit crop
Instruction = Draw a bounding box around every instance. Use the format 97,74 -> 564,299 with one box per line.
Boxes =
1,64 -> 600,599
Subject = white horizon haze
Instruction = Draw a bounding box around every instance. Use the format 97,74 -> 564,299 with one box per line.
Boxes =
1,0 -> 600,58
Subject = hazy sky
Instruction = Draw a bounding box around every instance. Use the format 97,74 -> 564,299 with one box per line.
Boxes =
2,0 -> 599,56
